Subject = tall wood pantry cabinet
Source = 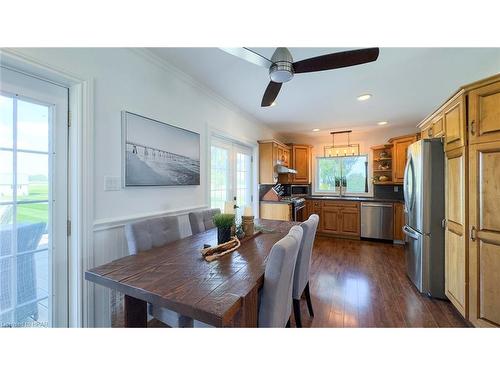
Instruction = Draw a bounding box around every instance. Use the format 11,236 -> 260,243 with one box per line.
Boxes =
417,73 -> 500,327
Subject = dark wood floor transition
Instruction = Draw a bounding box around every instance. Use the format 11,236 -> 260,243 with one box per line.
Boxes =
112,236 -> 468,328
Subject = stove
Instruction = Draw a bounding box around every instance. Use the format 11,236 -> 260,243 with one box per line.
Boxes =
279,196 -> 306,221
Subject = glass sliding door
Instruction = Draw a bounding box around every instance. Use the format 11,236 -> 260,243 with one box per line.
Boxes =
210,136 -> 253,216
0,67 -> 68,327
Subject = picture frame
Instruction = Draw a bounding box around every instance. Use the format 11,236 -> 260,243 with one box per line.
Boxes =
122,111 -> 200,187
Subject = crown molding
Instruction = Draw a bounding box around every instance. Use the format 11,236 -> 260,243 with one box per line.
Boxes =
129,48 -> 274,133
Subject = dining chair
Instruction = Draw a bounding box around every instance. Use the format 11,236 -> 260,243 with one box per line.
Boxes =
124,215 -> 193,328
193,225 -> 303,328
292,214 -> 319,328
259,225 -> 303,328
188,208 -> 221,235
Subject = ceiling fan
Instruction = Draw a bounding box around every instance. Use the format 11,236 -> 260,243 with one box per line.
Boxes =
220,47 -> 380,107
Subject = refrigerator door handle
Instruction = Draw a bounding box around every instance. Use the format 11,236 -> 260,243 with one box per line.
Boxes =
403,225 -> 419,240
403,155 -> 411,213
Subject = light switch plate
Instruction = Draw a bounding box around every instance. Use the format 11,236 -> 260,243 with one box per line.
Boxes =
104,176 -> 121,191
393,186 -> 399,192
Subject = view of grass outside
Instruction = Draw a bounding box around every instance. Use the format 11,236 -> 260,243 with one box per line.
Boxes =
317,155 -> 368,194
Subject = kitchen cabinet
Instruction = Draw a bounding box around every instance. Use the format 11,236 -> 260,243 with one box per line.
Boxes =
340,207 -> 360,236
421,115 -> 445,140
393,202 -> 405,241
259,202 -> 291,221
467,85 -> 500,326
444,146 -> 468,318
307,200 -> 360,238
321,205 -> 341,234
417,73 -> 500,326
389,134 -> 418,184
468,80 -> 500,145
431,114 -> 445,138
258,140 -> 291,184
443,95 -> 466,152
290,144 -> 311,183
468,140 -> 500,327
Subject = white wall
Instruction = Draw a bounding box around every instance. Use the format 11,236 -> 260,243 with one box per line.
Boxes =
8,48 -> 276,326
283,125 -> 419,195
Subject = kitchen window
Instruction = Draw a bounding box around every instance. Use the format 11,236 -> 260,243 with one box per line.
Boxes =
315,155 -> 369,195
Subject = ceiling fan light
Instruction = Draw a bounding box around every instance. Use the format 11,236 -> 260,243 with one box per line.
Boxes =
269,62 -> 294,83
377,121 -> 388,125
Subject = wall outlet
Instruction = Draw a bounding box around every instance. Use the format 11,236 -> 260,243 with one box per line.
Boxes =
393,186 -> 399,192
104,176 -> 121,191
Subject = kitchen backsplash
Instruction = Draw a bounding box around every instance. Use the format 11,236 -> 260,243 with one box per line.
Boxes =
373,184 -> 404,201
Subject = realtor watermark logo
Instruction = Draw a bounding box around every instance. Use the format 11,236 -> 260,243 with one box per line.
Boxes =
1,321 -> 48,328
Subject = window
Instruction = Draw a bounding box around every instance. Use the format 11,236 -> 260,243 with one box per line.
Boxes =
210,136 -> 253,216
316,155 -> 368,195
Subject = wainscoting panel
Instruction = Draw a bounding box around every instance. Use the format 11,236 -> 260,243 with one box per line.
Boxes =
89,205 -> 206,327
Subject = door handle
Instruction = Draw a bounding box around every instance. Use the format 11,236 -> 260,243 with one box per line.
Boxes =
470,120 -> 476,135
403,225 -> 419,240
441,219 -> 447,229
470,225 -> 476,241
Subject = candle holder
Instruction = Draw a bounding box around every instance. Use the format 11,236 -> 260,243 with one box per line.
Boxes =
242,215 -> 255,237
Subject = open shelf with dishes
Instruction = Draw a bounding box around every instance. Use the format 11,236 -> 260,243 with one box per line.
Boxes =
371,144 -> 393,185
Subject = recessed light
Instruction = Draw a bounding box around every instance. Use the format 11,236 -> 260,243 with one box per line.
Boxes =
312,128 -> 320,132
357,94 -> 372,101
377,121 -> 388,125
270,101 -> 277,107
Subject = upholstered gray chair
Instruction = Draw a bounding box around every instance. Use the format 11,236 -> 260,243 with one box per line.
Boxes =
259,225 -> 303,328
188,208 -> 220,235
194,225 -> 303,328
124,215 -> 193,328
292,214 -> 319,328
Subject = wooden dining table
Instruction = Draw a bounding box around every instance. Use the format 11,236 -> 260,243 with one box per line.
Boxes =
85,219 -> 297,327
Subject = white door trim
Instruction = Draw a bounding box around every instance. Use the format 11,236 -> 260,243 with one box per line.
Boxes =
0,48 -> 95,327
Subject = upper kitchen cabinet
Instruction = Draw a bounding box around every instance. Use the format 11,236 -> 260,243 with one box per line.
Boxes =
468,79 -> 500,145
420,114 -> 445,140
443,94 -> 466,152
258,140 -> 291,184
289,144 -> 312,184
389,134 -> 418,184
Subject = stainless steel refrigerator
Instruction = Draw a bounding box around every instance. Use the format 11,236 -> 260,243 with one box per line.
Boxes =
402,138 -> 446,298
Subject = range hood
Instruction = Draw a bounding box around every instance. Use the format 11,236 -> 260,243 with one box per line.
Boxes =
276,165 -> 297,174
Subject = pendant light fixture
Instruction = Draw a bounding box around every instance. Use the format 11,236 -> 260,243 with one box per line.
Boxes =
324,130 -> 360,157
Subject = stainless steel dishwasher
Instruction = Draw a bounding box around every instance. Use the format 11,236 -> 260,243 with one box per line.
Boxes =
360,202 -> 394,240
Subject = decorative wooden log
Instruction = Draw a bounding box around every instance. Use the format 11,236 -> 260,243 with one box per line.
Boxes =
204,238 -> 242,262
201,237 -> 238,257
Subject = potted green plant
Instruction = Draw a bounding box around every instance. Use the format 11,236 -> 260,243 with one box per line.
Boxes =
213,213 -> 235,244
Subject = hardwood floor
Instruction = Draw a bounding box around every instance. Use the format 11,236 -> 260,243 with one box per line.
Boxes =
112,236 -> 468,328
294,236 -> 468,328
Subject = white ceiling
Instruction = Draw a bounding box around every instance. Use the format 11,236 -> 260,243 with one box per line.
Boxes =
149,48 -> 500,136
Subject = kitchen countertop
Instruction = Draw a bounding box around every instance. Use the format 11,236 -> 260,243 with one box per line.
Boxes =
260,200 -> 291,204
307,195 -> 404,203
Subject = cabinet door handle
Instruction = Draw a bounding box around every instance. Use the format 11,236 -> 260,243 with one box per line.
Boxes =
470,120 -> 476,135
441,219 -> 447,229
470,226 -> 477,241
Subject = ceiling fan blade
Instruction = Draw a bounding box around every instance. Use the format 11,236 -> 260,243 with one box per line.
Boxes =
261,81 -> 282,107
293,48 -> 380,74
219,47 -> 272,69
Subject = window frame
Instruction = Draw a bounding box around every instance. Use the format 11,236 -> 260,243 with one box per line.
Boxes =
314,154 -> 372,197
